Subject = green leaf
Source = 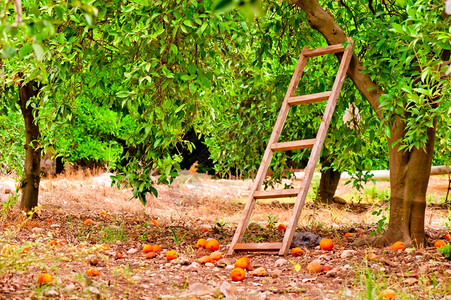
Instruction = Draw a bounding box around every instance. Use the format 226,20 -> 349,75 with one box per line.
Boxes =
32,43 -> 44,61
213,0 -> 234,13
2,45 -> 17,58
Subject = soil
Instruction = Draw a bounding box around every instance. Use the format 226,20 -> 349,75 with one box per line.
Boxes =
0,171 -> 450,299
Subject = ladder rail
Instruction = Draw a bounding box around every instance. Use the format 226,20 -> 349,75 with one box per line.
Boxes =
228,39 -> 354,255
279,40 -> 354,255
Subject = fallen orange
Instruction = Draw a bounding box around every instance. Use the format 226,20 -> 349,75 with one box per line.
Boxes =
230,268 -> 245,281
166,250 -> 179,260
196,238 -> 208,248
205,239 -> 220,251
86,268 -> 100,276
392,241 -> 405,251
291,247 -> 304,256
37,273 -> 53,285
434,239 -> 446,248
319,238 -> 334,251
143,244 -> 153,253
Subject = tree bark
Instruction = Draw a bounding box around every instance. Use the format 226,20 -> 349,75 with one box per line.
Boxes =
316,158 -> 341,204
18,81 -> 41,211
290,0 -> 437,247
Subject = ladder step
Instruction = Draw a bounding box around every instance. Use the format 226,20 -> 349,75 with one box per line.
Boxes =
288,91 -> 332,105
304,44 -> 345,57
233,242 -> 282,252
271,139 -> 316,152
254,188 -> 300,199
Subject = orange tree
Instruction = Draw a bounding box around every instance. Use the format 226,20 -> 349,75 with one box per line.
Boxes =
208,0 -> 450,246
0,0 -> 243,209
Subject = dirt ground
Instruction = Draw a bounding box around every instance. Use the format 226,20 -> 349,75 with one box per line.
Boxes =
0,171 -> 450,299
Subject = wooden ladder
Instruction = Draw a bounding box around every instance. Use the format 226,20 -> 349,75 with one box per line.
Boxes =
228,39 -> 354,256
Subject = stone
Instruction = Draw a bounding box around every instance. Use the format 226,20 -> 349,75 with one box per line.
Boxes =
88,286 -> 100,294
341,250 -> 357,259
247,222 -> 263,231
291,232 -> 322,249
50,224 -> 60,228
225,264 -> 234,270
205,262 -> 215,268
219,281 -> 237,300
45,289 -> 59,297
127,248 -> 138,254
275,258 -> 288,267
333,196 -> 347,204
252,267 -> 269,277
189,261 -> 200,269
185,283 -> 216,297
32,227 -> 45,234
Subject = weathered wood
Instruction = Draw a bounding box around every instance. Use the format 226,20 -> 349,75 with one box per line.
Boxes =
279,39 -> 354,255
287,91 -> 332,105
228,40 -> 354,256
233,243 -> 283,251
304,44 -> 345,57
271,139 -> 316,152
253,188 -> 300,199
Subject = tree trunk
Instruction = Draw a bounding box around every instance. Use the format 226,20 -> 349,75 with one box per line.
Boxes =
18,81 -> 41,211
316,159 -> 341,204
290,0 -> 437,247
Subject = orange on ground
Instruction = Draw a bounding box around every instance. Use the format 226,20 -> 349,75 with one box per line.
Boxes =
291,247 -> 304,256
47,219 -> 54,223
197,251 -> 207,258
205,239 -> 220,251
151,219 -> 160,226
49,240 -> 58,246
381,289 -> 396,299
201,227 -> 209,232
143,244 -> 153,253
145,252 -> 156,259
234,258 -> 249,269
344,232 -> 353,238
37,273 -> 53,285
277,224 -> 287,231
239,257 -> 251,266
322,264 -> 333,272
152,245 -> 162,252
166,250 -> 179,260
392,241 -> 405,251
444,234 -> 451,241
84,219 -> 94,226
86,268 -> 100,276
116,251 -> 123,259
230,268 -> 245,281
198,255 -> 213,264
434,239 -> 447,248
196,238 -> 208,248
319,238 -> 334,251
306,260 -> 322,274
210,251 -> 222,261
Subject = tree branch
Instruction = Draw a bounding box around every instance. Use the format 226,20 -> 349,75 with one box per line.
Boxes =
289,0 -> 384,121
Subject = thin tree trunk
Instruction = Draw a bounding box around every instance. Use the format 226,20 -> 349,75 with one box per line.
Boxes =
290,0 -> 437,247
316,159 -> 341,204
18,81 -> 41,211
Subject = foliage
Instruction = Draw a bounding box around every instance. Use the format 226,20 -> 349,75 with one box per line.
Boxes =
0,109 -> 24,175
438,242 -> 451,260
203,0 -> 388,190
